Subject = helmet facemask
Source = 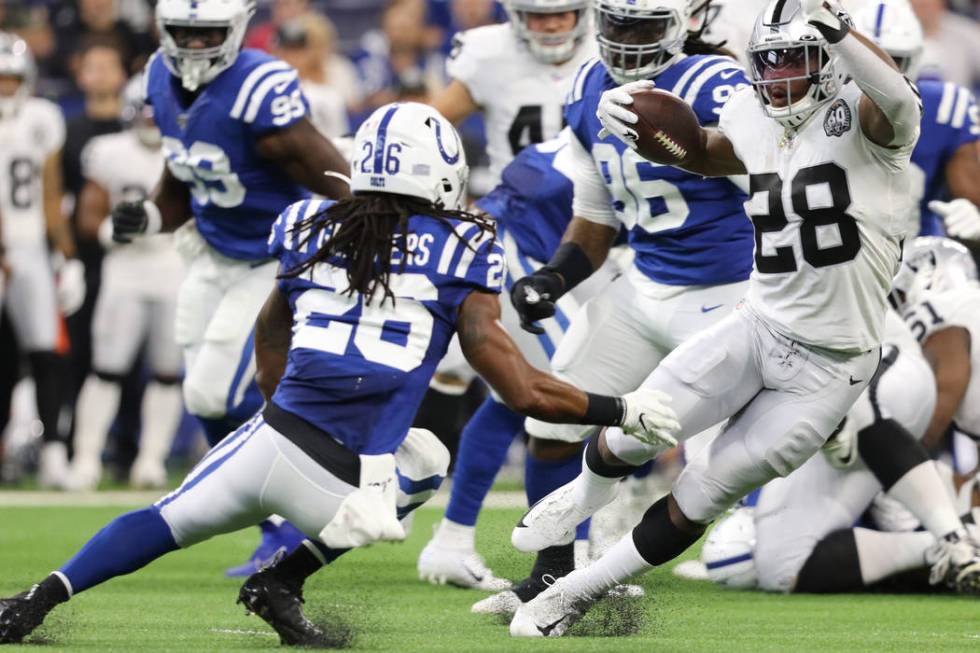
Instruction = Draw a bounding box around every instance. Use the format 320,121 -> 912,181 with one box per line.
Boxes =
747,39 -> 840,129
508,0 -> 590,65
596,2 -> 687,83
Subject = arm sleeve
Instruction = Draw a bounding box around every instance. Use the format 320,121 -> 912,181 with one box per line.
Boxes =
568,131 -> 618,228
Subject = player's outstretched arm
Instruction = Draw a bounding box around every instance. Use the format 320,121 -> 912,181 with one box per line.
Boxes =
458,290 -> 681,445
255,117 -> 352,200
933,141 -> 980,240
429,80 -> 480,125
254,284 -> 294,401
921,326 -> 972,448
803,0 -> 920,148
680,128 -> 747,177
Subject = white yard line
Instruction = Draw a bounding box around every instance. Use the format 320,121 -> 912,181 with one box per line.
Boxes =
0,486 -> 529,509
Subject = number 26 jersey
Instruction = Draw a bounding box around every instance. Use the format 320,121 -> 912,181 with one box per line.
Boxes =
720,83 -> 917,353
144,49 -> 312,261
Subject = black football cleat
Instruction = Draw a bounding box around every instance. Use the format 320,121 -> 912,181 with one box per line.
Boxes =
237,569 -> 329,647
0,586 -> 53,644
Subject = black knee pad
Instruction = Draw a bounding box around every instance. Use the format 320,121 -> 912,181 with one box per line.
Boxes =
151,374 -> 183,386
94,371 -> 126,384
857,419 -> 929,491
585,433 -> 637,479
631,495 -> 704,566
794,529 -> 863,593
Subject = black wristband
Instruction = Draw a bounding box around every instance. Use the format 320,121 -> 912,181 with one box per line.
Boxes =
810,17 -> 850,44
541,242 -> 594,295
583,393 -> 625,426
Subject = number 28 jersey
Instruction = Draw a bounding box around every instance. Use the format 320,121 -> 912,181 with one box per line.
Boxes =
144,49 -> 311,261
719,83 -> 916,353
269,199 -> 506,455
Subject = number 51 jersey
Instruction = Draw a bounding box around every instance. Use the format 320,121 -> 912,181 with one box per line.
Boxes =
144,49 -> 312,261
719,83 -> 917,353
268,199 -> 506,455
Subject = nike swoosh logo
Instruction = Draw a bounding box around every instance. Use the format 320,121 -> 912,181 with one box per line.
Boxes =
849,376 -> 863,386
701,304 -> 723,313
719,69 -> 740,80
537,616 -> 566,636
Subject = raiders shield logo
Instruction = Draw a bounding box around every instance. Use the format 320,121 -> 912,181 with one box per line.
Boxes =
823,99 -> 852,137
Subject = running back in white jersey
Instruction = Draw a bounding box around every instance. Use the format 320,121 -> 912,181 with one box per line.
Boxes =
720,83 -> 915,353
0,97 -> 65,249
447,22 -> 596,184
902,284 -> 980,439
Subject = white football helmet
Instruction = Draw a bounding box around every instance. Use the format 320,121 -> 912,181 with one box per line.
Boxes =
852,0 -> 923,77
596,0 -> 689,83
156,0 -> 256,92
747,0 -> 849,129
506,0 -> 591,64
890,236 -> 979,310
350,103 -> 469,211
701,507 -> 758,589
0,32 -> 36,120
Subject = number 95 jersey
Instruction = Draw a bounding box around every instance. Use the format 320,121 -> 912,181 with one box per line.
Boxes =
268,199 -> 506,455
720,83 -> 917,353
144,49 -> 312,261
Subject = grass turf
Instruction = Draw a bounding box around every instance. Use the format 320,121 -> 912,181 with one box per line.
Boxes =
0,504 -> 978,651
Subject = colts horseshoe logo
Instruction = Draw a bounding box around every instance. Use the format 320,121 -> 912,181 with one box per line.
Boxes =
425,116 -> 460,165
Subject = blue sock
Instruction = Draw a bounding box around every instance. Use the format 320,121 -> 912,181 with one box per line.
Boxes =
444,398 -> 523,526
60,506 -> 178,595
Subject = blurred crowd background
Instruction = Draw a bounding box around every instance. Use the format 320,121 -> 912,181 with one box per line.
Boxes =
0,0 -> 977,489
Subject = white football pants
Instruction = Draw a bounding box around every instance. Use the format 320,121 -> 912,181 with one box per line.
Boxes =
156,413 -> 449,547
526,265 -> 749,442
3,246 -> 58,351
605,300 -> 881,523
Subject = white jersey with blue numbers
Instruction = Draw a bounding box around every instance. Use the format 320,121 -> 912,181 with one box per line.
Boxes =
565,54 -> 755,286
268,199 -> 506,455
144,49 -> 312,261
910,80 -> 979,236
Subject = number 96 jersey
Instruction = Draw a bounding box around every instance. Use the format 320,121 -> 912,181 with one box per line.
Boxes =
720,83 -> 917,353
0,97 -> 65,250
144,48 -> 312,262
268,199 -> 506,455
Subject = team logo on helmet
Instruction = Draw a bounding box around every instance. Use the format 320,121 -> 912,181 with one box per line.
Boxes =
823,98 -> 851,138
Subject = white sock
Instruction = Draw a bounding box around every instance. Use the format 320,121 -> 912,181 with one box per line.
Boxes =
73,376 -> 120,465
134,381 -> 183,466
853,527 -> 934,585
887,461 -> 963,538
433,518 -> 476,550
561,534 -> 651,599
570,449 -> 623,514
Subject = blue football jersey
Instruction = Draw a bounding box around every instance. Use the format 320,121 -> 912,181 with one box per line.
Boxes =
268,199 -> 506,455
566,55 -> 754,286
144,49 -> 312,261
475,136 -> 574,263
912,80 -> 980,236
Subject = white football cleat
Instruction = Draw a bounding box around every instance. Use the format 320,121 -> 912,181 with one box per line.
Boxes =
37,443 -> 70,489
65,456 -> 102,491
471,590 -> 521,615
129,457 -> 168,489
509,576 -> 593,638
417,542 -> 511,591
513,482 -> 613,553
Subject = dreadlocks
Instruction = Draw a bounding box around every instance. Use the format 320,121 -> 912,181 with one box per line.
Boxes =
280,193 -> 496,305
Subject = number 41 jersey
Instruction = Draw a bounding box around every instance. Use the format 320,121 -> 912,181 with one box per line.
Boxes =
268,199 -> 506,455
720,83 -> 916,353
144,49 -> 311,261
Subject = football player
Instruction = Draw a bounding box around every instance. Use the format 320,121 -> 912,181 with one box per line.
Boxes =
0,102 -> 679,647
0,32 -> 83,487
507,0 -> 967,636
697,238 -> 980,594
432,0 -> 595,184
496,0 -> 756,612
851,0 -> 980,239
108,0 -> 349,573
69,79 -> 184,491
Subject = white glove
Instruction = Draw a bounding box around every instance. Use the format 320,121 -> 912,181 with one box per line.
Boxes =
801,0 -> 846,32
619,388 -> 681,448
931,199 -> 980,240
56,258 -> 86,316
596,80 -> 655,148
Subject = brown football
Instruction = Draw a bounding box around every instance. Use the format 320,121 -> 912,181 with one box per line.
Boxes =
630,88 -> 702,166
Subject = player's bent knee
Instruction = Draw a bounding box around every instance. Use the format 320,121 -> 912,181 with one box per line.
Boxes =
153,374 -> 183,386
182,373 -> 228,418
763,423 -> 827,478
604,425 -> 665,467
397,427 -> 450,484
93,370 -> 125,384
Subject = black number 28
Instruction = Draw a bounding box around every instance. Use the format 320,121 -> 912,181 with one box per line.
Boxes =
748,162 -> 861,273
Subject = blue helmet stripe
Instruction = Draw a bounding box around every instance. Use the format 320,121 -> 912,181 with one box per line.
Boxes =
373,104 -> 400,173
704,551 -> 753,570
874,2 -> 886,38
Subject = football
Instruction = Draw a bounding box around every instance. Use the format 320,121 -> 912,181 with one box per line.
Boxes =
630,88 -> 702,166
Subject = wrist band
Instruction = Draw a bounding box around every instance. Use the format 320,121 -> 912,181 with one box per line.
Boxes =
541,242 -> 594,294
583,393 -> 625,426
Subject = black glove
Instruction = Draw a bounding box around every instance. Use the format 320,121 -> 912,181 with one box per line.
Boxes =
510,268 -> 565,335
111,200 -> 149,243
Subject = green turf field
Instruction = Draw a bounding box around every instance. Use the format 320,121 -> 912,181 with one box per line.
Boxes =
1,503 -> 978,652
